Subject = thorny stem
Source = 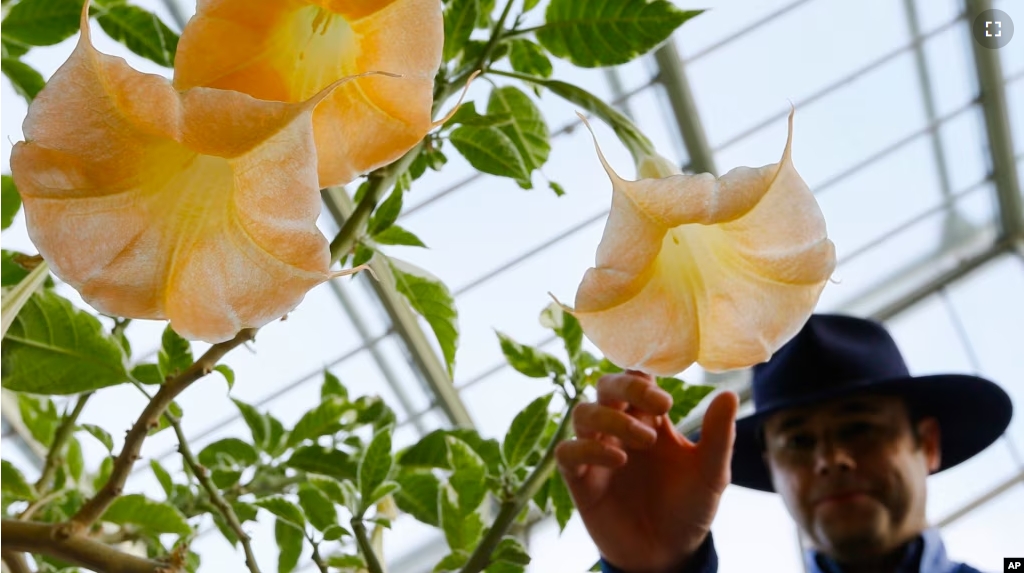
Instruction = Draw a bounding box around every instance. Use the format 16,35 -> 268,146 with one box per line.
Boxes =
459,396 -> 581,573
328,141 -> 425,265
34,392 -> 91,494
351,518 -> 385,573
168,413 -> 262,573
67,328 -> 257,534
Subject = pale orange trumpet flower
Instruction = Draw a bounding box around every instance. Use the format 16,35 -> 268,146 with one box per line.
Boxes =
10,5 -> 369,343
557,110 -> 837,376
173,0 -> 444,188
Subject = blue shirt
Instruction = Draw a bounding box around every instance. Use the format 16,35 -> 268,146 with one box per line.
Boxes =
601,528 -> 986,573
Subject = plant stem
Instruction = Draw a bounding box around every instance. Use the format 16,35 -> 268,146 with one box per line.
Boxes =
475,0 -> 516,75
351,518 -> 384,573
67,328 -> 257,534
17,489 -> 66,521
310,541 -> 329,573
1,549 -> 31,573
329,142 -> 424,265
35,392 -> 91,494
168,414 -> 262,573
459,397 -> 580,573
2,519 -> 172,573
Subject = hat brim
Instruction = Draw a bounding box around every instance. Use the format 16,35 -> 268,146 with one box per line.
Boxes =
691,374 -> 1013,492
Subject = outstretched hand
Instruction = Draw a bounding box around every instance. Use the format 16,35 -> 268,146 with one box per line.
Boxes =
555,370 -> 738,573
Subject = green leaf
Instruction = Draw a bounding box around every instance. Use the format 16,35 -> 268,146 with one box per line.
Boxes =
444,102 -> 512,129
93,456 -> 113,493
338,480 -> 360,515
298,484 -> 337,532
373,225 -> 427,247
66,437 -> 83,482
549,471 -> 574,532
358,426 -> 393,511
540,79 -> 654,159
102,494 -> 192,535
1,0 -> 82,47
493,537 -> 531,565
1,459 -> 36,500
1,250 -> 53,287
487,86 -> 550,187
149,401 -> 182,436
657,377 -> 715,424
532,476 -> 550,512
130,363 -> 163,384
549,181 -> 566,196
322,523 -> 350,541
447,437 -> 486,514
367,186 -> 404,237
522,0 -> 541,12
536,0 -> 701,67
17,394 -> 58,446
233,399 -> 270,450
485,562 -> 526,573
398,430 -> 451,469
287,397 -> 349,447
275,519 -> 304,573
286,446 -> 357,482
255,496 -> 306,529
503,394 -> 553,470
321,370 -> 347,401
352,242 -> 375,268
539,303 -> 582,360
1,258 -> 51,339
394,470 -> 441,526
434,551 -> 469,573
150,459 -> 174,499
2,38 -> 30,59
309,477 -> 346,506
327,554 -> 365,569
213,365 -> 234,392
158,325 -> 192,378
509,39 -> 552,79
80,423 -> 113,452
449,125 -> 530,184
443,0 -> 477,62
367,480 -> 400,506
2,175 -> 22,229
266,414 -> 288,457
440,487 -> 483,551
197,438 -> 258,469
95,4 -> 178,67
388,258 -> 459,377
2,290 -> 129,394
497,331 -> 565,378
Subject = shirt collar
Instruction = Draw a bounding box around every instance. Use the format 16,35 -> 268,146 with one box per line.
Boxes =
805,528 -> 957,573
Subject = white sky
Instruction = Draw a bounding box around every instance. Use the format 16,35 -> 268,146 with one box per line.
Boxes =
2,0 -> 1023,571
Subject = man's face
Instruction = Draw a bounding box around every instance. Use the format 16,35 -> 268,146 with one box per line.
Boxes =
762,394 -> 941,561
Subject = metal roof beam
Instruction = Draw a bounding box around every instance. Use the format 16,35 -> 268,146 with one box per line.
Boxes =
322,187 -> 475,429
967,0 -> 1023,241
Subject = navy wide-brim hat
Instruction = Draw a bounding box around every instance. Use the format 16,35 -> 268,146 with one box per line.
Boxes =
694,314 -> 1013,492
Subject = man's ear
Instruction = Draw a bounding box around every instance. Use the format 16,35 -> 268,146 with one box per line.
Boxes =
917,417 -> 941,473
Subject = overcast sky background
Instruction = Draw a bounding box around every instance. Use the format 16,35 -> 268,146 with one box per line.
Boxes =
2,0 -> 1023,571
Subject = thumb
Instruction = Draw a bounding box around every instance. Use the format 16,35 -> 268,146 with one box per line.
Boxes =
697,391 -> 739,491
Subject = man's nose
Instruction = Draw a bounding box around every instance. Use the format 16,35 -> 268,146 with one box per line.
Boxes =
812,437 -> 856,475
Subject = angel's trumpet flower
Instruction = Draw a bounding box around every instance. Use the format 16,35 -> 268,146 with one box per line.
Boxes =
173,0 -> 443,188
10,5 -> 368,343
560,110 -> 836,376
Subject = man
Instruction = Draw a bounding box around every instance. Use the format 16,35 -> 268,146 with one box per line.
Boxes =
555,314 -> 1013,573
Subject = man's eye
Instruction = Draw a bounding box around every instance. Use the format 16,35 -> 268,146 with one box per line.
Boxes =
784,434 -> 815,450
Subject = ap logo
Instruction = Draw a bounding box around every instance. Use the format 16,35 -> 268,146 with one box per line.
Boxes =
1006,558 -> 1023,572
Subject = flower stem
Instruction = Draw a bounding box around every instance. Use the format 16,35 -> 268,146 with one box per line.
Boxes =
352,517 -> 385,573
169,413 -> 262,573
329,141 -> 424,265
35,392 -> 91,494
459,397 -> 580,573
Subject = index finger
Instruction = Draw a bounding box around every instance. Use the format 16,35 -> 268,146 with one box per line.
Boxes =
596,371 -> 672,415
